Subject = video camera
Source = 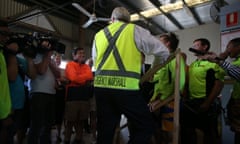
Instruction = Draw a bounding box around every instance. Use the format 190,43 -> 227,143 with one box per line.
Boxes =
31,32 -> 66,55
1,31 -> 66,58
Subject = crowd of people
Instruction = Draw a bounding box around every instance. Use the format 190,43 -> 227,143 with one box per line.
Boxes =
0,20 -> 96,144
1,6 -> 240,144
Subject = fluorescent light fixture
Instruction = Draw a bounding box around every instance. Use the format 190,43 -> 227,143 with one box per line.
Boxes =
130,0 -> 211,21
185,0 -> 211,6
161,1 -> 184,12
140,8 -> 161,17
130,14 -> 141,21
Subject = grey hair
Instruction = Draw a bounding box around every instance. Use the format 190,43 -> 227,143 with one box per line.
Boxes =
111,7 -> 130,23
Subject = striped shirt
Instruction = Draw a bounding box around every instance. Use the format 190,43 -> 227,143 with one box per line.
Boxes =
220,61 -> 240,81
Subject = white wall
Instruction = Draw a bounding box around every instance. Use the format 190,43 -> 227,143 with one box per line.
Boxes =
145,23 -> 221,65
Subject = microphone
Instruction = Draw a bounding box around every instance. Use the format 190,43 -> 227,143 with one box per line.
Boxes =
189,47 -> 205,55
189,48 -> 224,60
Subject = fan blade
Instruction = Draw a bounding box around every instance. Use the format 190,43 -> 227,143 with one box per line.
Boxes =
82,19 -> 94,28
97,17 -> 111,22
72,3 -> 92,18
82,16 -> 98,28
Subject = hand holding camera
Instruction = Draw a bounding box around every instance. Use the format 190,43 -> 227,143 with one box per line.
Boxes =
1,31 -> 66,58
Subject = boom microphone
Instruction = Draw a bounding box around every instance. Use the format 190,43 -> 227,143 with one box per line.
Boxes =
189,47 -> 224,60
189,47 -> 205,55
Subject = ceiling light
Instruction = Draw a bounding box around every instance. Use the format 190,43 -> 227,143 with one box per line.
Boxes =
130,14 -> 140,21
140,8 -> 161,17
130,0 -> 211,21
161,1 -> 183,12
185,0 -> 211,6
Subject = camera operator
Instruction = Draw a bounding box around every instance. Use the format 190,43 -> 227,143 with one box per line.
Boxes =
1,20 -> 38,144
28,39 -> 60,144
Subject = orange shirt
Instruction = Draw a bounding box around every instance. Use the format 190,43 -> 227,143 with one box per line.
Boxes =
65,61 -> 93,87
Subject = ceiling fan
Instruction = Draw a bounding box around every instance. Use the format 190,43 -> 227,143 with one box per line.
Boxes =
72,2 -> 110,28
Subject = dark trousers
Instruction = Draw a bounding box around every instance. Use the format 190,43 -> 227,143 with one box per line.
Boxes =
95,87 -> 155,144
180,99 -> 219,144
28,92 -> 55,144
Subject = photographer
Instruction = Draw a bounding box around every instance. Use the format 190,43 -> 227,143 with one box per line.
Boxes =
28,39 -> 60,144
1,20 -> 38,144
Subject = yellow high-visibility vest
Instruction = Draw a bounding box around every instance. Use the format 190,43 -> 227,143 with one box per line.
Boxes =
94,22 -> 141,90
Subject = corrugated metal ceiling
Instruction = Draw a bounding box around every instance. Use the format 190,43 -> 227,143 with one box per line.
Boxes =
12,0 -> 238,35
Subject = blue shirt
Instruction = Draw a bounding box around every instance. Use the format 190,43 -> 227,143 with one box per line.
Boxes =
9,56 -> 27,109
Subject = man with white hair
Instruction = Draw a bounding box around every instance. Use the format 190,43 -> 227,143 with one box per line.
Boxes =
92,7 -> 169,144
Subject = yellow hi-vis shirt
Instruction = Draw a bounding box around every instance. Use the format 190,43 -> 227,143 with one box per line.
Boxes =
94,22 -> 141,90
231,56 -> 240,99
151,56 -> 186,101
189,60 -> 225,99
0,49 -> 11,119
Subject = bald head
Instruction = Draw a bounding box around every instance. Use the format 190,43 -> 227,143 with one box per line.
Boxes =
111,7 -> 130,23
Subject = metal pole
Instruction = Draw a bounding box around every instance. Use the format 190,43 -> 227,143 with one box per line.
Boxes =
173,51 -> 181,144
